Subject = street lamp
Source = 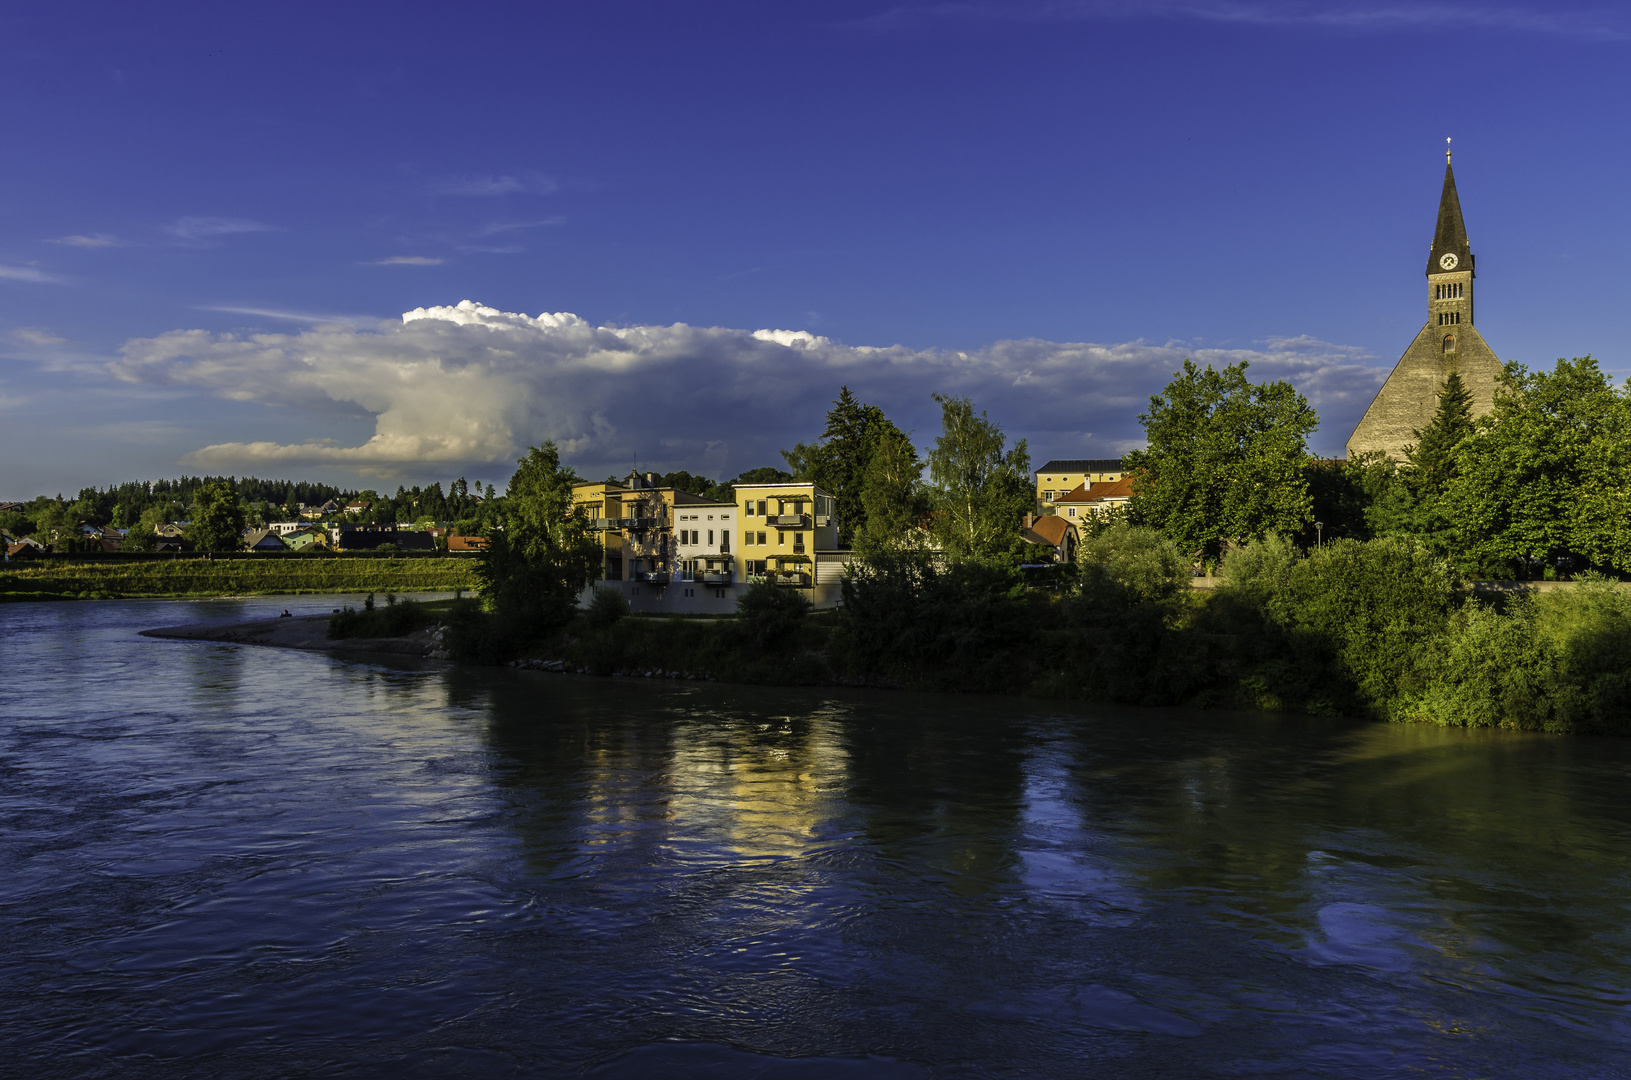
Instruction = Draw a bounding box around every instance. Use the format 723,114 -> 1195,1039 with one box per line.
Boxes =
1315,521 -> 1324,549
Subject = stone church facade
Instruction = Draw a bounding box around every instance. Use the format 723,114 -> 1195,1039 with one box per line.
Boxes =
1346,155 -> 1503,460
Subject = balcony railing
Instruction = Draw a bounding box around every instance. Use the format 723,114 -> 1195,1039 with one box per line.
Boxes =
747,571 -> 811,587
768,513 -> 807,528
699,571 -> 733,585
591,516 -> 659,531
634,570 -> 669,585
814,514 -> 832,527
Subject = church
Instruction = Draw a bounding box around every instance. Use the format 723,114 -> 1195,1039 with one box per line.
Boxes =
1346,150 -> 1503,460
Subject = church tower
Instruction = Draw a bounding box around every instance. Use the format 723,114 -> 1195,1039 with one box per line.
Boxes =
1346,146 -> 1502,460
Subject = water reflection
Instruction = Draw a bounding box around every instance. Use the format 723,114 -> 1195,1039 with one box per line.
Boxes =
3,598 -> 1631,1077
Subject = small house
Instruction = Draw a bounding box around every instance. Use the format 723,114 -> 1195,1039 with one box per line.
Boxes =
243,529 -> 288,551
1021,514 -> 1078,564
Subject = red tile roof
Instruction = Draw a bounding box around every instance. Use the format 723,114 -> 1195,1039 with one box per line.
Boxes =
1027,514 -> 1074,545
1055,475 -> 1137,503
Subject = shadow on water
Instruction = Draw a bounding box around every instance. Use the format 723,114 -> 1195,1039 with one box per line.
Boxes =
4,599 -> 1631,1078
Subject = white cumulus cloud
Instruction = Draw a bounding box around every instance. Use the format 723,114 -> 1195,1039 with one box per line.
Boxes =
108,300 -> 1386,479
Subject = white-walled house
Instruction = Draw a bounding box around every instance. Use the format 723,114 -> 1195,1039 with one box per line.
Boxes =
672,492 -> 736,597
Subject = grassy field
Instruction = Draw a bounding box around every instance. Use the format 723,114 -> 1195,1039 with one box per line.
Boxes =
0,557 -> 481,601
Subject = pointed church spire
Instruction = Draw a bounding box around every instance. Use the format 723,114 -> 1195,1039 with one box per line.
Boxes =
1427,147 -> 1472,277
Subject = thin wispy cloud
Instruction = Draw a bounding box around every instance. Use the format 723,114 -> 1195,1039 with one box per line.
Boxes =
457,244 -> 524,255
0,265 -> 67,284
477,217 -> 566,236
166,217 -> 280,245
111,299 -> 1385,478
363,256 -> 445,266
429,173 -> 559,197
855,0 -> 1628,39
195,304 -> 375,326
10,327 -> 69,346
48,233 -> 120,248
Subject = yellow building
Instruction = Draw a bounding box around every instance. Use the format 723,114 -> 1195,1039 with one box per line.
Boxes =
571,472 -> 735,586
732,482 -> 839,590
570,480 -> 630,581
1034,458 -> 1124,511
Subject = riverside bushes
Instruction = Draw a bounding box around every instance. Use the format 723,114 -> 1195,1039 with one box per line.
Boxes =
328,592 -> 438,639
438,517 -> 1631,734
830,526 -> 1631,732
0,556 -> 478,601
1401,578 -> 1631,734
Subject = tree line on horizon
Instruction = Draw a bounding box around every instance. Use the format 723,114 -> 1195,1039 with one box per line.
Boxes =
432,353 -> 1631,737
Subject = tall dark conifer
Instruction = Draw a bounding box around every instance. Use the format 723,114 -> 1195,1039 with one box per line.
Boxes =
1405,371 -> 1474,497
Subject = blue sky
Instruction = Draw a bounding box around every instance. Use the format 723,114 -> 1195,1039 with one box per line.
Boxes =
3,0 -> 1628,496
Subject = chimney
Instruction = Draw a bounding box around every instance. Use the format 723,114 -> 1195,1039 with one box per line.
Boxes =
1023,513 -> 1035,528
645,472 -> 655,485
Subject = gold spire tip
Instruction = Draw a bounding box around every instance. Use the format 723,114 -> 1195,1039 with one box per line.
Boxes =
1446,136 -> 1452,164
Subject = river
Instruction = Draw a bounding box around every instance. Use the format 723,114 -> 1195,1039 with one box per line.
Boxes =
2,596 -> 1629,1077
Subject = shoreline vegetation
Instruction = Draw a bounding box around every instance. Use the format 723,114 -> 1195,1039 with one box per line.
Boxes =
50,352 -> 1631,736
143,537 -> 1631,738
0,556 -> 479,602
486,536 -> 1631,736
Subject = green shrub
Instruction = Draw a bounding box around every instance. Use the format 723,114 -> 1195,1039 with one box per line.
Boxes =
1076,522 -> 1191,605
834,553 -> 1042,691
1404,576 -> 1631,733
328,593 -> 437,639
1217,532 -> 1301,596
585,584 -> 630,629
735,581 -> 811,649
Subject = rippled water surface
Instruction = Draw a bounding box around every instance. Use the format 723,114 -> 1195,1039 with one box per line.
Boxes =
4,597 -> 1631,1077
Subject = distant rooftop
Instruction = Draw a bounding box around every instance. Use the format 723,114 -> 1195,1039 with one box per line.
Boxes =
1035,459 -> 1123,474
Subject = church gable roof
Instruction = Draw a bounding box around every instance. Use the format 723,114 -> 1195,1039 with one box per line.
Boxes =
1428,162 -> 1473,276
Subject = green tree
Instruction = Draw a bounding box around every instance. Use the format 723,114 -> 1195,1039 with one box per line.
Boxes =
1443,356 -> 1631,575
855,426 -> 930,557
122,521 -> 159,552
1125,360 -> 1316,563
476,443 -> 600,635
926,394 -> 1032,561
191,479 -> 246,553
0,509 -> 31,538
783,387 -> 913,545
1363,373 -> 1477,548
1405,370 -> 1474,498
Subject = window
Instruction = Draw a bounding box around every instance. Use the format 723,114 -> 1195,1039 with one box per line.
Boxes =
757,500 -> 767,516
757,531 -> 767,546
708,530 -> 714,545
1043,490 -> 1056,501
1443,335 -> 1457,356
745,502 -> 755,516
1068,507 -> 1076,518
778,531 -> 785,545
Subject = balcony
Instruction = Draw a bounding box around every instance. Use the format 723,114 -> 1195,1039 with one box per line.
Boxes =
699,570 -> 733,585
593,516 -> 659,531
768,513 -> 807,528
747,571 -> 811,588
813,514 -> 832,527
634,570 -> 669,585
